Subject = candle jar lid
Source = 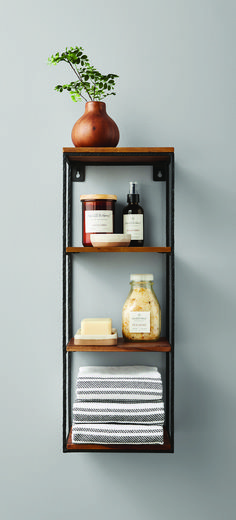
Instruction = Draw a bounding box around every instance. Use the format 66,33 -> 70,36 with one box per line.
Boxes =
80,194 -> 117,201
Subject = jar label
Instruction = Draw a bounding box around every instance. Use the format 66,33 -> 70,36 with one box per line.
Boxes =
129,312 -> 150,333
123,214 -> 143,240
85,210 -> 113,233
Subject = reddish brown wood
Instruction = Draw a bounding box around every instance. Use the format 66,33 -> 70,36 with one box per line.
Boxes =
63,147 -> 174,153
71,102 -> 119,147
66,246 -> 171,253
66,337 -> 171,352
63,147 -> 174,165
67,427 -> 171,451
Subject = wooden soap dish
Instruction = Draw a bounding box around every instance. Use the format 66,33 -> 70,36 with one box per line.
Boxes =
74,328 -> 118,346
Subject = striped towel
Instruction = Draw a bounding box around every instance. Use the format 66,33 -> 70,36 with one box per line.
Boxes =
76,365 -> 163,401
72,422 -> 164,445
73,399 -> 165,424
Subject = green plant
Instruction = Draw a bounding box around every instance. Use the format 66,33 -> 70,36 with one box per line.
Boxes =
48,46 -> 119,103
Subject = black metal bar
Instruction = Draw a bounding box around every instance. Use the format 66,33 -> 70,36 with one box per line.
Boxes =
165,351 -> 170,433
68,164 -> 73,332
62,154 -> 67,452
165,160 -> 170,434
70,160 -> 168,182
166,156 -> 170,322
170,153 -> 175,452
68,165 -> 73,431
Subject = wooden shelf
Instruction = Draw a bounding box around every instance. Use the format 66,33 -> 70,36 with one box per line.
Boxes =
66,246 -> 171,254
63,147 -> 174,166
66,426 -> 172,452
66,337 -> 171,352
64,147 -> 174,153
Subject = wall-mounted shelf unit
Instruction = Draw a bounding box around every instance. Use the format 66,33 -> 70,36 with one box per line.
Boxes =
63,147 -> 175,453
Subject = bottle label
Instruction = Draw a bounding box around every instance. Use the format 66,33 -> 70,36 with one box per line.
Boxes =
123,214 -> 143,240
129,312 -> 150,333
85,210 -> 113,233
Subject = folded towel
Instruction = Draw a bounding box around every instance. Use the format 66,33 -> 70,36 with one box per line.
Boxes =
78,366 -> 161,377
76,365 -> 163,401
76,378 -> 163,401
73,399 -> 165,424
72,422 -> 164,445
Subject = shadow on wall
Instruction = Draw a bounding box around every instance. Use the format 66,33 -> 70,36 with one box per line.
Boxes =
175,159 -> 236,253
175,255 -> 236,439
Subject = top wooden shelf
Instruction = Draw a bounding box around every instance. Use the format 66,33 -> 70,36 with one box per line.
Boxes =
63,147 -> 174,153
63,147 -> 174,165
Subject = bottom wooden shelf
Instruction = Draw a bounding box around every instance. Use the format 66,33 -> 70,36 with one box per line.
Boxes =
66,427 -> 172,452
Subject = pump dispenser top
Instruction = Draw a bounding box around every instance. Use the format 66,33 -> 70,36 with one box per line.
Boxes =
127,182 -> 140,204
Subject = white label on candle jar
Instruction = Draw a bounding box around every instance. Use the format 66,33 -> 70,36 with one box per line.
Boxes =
123,214 -> 143,240
85,210 -> 113,233
129,312 -> 150,333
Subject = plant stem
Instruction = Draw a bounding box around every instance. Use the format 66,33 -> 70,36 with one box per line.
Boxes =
66,60 -> 93,101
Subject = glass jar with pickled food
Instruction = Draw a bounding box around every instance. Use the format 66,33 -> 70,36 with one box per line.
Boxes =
122,274 -> 161,341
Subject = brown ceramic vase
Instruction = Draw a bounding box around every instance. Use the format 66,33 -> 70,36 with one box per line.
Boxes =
71,101 -> 119,147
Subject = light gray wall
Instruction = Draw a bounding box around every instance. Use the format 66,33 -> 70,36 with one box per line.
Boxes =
1,0 -> 236,519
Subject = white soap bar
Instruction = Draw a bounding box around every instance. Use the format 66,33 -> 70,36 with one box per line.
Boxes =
81,318 -> 112,336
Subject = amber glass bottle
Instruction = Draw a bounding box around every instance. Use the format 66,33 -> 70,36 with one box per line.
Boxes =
123,182 -> 144,246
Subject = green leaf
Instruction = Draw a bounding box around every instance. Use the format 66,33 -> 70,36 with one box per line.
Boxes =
48,45 -> 118,102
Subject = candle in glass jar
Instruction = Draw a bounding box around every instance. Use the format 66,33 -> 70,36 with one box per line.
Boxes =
80,194 -> 117,246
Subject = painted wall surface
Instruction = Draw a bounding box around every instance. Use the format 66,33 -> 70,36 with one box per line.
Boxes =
1,0 -> 236,519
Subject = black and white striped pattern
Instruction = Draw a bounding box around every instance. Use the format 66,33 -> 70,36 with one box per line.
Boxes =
76,376 -> 163,401
72,366 -> 165,445
72,423 -> 164,445
73,399 -> 165,424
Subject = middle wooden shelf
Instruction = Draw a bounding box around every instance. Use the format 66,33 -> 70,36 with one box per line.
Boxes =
66,337 -> 171,352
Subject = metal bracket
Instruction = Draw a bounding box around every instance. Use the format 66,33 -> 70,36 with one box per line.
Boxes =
72,163 -> 85,182
153,163 -> 168,181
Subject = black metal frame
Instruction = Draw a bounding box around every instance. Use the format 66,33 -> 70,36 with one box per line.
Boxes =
63,149 -> 175,453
